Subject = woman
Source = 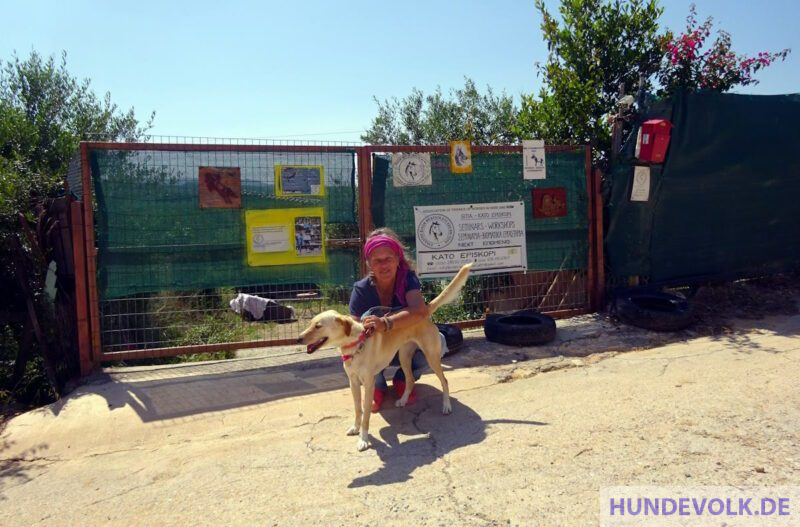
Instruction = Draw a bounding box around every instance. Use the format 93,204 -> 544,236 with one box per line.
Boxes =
349,228 -> 447,412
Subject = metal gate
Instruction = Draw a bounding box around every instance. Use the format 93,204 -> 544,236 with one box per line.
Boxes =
68,141 -> 602,372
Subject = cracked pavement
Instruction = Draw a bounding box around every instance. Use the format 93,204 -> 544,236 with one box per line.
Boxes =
1,311 -> 799,526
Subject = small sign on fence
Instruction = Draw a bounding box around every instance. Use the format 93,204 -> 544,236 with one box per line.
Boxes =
245,207 -> 326,266
392,153 -> 432,187
523,140 -> 547,180
198,167 -> 242,208
414,201 -> 527,278
630,166 -> 651,202
533,187 -> 567,218
275,165 -> 325,197
449,140 -> 473,173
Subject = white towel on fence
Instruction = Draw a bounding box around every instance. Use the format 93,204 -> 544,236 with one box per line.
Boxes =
229,293 -> 296,321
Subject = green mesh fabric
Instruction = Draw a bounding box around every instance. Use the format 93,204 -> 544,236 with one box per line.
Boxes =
605,91 -> 800,285
371,150 -> 590,272
91,149 -> 359,299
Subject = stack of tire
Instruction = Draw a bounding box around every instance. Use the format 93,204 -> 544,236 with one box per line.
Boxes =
483,309 -> 557,346
611,288 -> 694,332
436,323 -> 464,356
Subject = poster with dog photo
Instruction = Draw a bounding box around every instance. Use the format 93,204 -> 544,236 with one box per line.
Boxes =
449,140 -> 473,173
391,153 -> 432,187
294,216 -> 323,257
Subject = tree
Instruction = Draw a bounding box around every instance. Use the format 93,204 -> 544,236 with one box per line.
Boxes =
1,51 -> 154,221
1,50 -> 154,405
361,78 -> 519,145
656,5 -> 790,96
515,0 -> 666,167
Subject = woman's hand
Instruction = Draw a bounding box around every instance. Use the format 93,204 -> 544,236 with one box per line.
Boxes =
363,314 -> 388,333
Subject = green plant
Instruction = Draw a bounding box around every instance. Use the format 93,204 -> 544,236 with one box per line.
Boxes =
422,276 -> 485,323
1,50 -> 153,405
656,5 -> 790,96
516,0 -> 665,168
361,78 -> 519,145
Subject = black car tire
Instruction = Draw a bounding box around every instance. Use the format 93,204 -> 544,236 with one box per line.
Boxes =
613,289 -> 694,332
483,309 -> 557,346
436,323 -> 464,356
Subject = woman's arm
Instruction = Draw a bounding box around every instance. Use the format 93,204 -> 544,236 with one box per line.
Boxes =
348,282 -> 365,317
361,289 -> 428,334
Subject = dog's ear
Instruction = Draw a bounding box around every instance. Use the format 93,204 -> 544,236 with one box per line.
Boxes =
336,315 -> 352,336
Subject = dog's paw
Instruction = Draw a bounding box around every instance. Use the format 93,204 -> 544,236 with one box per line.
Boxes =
356,438 -> 370,451
346,425 -> 359,436
442,400 -> 452,415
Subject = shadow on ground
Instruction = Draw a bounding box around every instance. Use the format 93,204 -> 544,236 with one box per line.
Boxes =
348,388 -> 547,488
82,356 -> 350,423
0,425 -> 49,501
51,300 -> 800,426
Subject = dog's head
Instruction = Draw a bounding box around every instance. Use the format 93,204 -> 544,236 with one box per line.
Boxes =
297,310 -> 356,354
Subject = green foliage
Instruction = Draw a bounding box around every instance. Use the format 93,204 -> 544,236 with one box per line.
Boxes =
0,50 -> 154,405
0,51 -> 154,222
362,1 -> 789,171
422,276 -> 485,323
0,325 -> 57,406
361,78 -> 519,145
1,49 -> 154,237
515,0 -> 665,167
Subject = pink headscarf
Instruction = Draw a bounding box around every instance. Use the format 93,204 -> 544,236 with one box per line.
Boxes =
363,234 -> 410,305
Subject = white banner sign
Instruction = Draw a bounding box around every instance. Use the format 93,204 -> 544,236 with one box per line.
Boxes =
523,139 -> 547,180
414,202 -> 527,278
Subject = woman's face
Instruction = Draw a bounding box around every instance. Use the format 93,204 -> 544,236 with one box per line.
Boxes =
367,246 -> 399,283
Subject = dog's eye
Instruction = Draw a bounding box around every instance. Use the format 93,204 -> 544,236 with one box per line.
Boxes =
315,323 -> 322,328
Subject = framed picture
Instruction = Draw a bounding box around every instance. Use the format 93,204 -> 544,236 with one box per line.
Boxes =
275,165 -> 325,197
294,216 -> 323,257
198,167 -> 241,208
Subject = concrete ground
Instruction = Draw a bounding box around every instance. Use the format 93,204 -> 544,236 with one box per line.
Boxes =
1,310 -> 799,526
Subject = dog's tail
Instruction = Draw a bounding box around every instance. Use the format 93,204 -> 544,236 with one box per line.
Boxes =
427,263 -> 473,315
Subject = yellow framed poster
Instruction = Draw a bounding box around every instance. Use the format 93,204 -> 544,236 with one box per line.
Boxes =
274,165 -> 325,197
450,140 -> 473,173
245,207 -> 326,266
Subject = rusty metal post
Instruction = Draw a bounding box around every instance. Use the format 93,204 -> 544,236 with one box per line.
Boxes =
80,143 -> 102,367
593,167 -> 606,309
584,145 -> 597,311
356,146 -> 374,277
69,199 -> 93,376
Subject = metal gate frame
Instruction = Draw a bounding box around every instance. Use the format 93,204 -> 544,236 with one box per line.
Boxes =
71,142 -> 604,372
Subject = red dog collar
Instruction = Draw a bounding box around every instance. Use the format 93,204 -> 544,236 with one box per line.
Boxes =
341,327 -> 373,349
340,327 -> 372,360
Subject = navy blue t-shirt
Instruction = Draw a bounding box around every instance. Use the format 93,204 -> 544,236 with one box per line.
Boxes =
348,271 -> 422,317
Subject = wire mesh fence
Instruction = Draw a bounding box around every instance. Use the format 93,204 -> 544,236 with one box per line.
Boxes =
368,145 -> 592,321
70,141 -> 597,364
78,143 -> 360,359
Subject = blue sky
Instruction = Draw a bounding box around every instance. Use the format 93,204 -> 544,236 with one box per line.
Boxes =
2,0 -> 797,143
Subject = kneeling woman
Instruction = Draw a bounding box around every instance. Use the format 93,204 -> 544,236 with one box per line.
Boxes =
349,228 -> 447,412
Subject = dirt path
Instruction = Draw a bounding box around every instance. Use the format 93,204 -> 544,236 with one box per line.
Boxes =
1,310 -> 799,526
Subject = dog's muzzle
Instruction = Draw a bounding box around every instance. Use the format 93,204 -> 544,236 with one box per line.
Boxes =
305,337 -> 327,354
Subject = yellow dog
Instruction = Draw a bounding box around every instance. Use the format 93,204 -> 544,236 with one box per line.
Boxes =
298,263 -> 472,451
